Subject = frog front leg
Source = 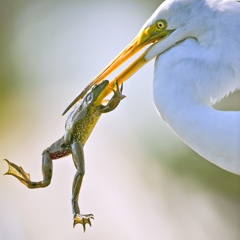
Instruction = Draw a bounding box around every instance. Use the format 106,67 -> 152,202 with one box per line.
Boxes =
99,81 -> 126,113
71,141 -> 94,231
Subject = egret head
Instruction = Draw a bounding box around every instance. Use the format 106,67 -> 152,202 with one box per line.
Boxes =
143,0 -> 217,60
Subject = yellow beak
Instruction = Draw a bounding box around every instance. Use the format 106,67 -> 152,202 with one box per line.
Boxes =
63,21 -> 173,115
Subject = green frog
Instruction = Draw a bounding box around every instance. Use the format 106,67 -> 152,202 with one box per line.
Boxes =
4,80 -> 125,231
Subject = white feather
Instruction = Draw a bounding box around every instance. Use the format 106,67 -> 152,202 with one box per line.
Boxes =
144,0 -> 240,173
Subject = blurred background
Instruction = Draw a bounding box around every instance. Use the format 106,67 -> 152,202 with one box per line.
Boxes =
1,0 -> 240,239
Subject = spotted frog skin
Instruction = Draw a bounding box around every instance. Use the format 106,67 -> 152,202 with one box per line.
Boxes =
4,80 -> 125,231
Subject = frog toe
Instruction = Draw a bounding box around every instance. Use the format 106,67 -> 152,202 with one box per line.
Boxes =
73,213 -> 94,231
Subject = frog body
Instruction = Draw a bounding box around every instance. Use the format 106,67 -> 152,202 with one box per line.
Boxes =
4,80 -> 125,231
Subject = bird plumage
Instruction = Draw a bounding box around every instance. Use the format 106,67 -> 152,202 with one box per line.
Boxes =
148,0 -> 240,173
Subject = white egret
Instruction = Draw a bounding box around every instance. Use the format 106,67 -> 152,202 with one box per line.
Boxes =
64,0 -> 240,174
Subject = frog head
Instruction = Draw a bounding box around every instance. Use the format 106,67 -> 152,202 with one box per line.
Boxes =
83,80 -> 109,106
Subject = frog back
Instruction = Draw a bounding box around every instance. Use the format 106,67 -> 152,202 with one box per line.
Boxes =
65,103 -> 101,146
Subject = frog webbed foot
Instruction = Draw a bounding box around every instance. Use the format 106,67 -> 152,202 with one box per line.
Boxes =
4,152 -> 52,189
73,213 -> 94,231
4,159 -> 31,184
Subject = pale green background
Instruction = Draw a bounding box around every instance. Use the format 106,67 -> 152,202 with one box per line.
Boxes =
1,0 -> 240,239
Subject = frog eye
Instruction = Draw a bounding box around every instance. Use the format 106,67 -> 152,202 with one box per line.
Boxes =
157,20 -> 166,29
85,92 -> 93,103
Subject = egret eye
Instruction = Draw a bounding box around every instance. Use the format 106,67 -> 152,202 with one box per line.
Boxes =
85,92 -> 93,103
157,20 -> 166,29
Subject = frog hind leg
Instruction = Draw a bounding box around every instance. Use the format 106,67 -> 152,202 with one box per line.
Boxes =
71,141 -> 94,231
4,149 -> 53,189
